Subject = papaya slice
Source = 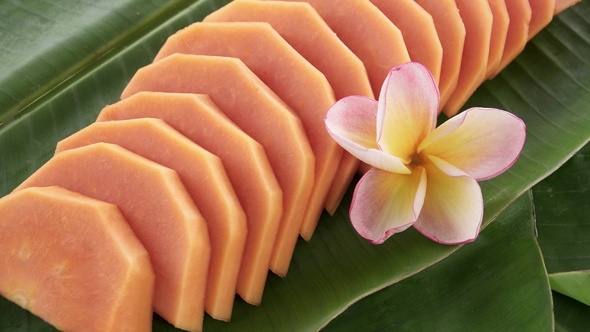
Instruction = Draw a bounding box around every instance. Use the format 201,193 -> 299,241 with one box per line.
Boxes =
555,0 -> 581,14
370,0 -> 443,85
263,0 -> 410,97
203,1 -> 372,100
0,186 -> 154,332
413,0 -> 466,111
443,0 -> 493,116
491,0 -> 532,77
121,54 -> 315,277
96,92 -> 283,306
54,118 -> 246,321
14,143 -> 210,332
154,21 -> 339,241
202,0 -> 373,214
485,0 -> 510,79
324,151 -> 359,214
529,0 -> 556,39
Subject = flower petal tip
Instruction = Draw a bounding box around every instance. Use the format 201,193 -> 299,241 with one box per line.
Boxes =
413,222 -> 481,246
324,95 -> 411,173
349,168 -> 425,245
358,222 -> 415,245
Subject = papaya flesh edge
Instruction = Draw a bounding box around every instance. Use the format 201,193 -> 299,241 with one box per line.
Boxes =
0,186 -> 155,332
154,21 -> 339,242
120,54 -> 315,277
97,91 -> 283,306
14,142 -> 210,332
55,117 -> 247,322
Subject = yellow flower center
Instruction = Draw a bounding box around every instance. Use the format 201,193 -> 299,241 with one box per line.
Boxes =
410,153 -> 423,167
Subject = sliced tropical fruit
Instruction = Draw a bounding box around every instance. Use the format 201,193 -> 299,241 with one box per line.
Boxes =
528,0 -> 557,38
96,92 -> 282,306
120,54 -> 314,277
443,0 -> 493,116
413,0 -> 466,111
485,0 -> 510,78
324,153 -> 360,214
261,0 -> 410,97
555,0 -> 581,13
0,186 -> 154,332
492,0 -> 532,77
202,0 -> 373,215
54,118 -> 246,322
203,1 -> 371,100
14,143 -> 210,332
370,0 -> 443,85
154,21 -> 339,241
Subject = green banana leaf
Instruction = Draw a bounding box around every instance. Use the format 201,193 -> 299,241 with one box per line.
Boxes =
550,271 -> 590,306
532,137 -> 590,313
326,122 -> 590,331
0,0 -> 202,127
534,142 -> 590,275
554,291 -> 590,332
323,192 -> 553,331
1,0 -> 590,331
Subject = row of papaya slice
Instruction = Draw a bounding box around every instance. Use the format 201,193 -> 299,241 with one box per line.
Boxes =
0,0 -> 580,331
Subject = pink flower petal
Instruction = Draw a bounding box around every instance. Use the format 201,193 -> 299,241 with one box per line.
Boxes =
350,167 -> 426,244
414,162 -> 483,245
419,108 -> 526,180
325,95 -> 410,174
377,62 -> 439,162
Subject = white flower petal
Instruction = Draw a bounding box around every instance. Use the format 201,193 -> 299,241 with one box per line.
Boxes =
377,62 -> 439,161
419,108 -> 526,180
325,95 -> 410,174
414,162 -> 483,245
350,167 -> 426,244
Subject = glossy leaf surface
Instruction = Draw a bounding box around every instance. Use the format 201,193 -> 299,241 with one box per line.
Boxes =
554,291 -> 590,332
533,139 -> 590,314
550,271 -> 590,306
0,0 -> 197,126
534,142 -> 590,274
323,193 -> 552,331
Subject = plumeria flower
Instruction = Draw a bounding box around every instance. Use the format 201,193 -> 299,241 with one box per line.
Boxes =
325,62 -> 526,245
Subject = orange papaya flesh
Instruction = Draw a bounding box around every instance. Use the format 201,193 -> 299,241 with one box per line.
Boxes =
443,0 -> 493,116
555,0 -> 581,14
55,118 -> 246,322
485,0 -> 510,79
97,92 -> 282,306
529,0 -> 556,39
0,186 -> 154,332
14,143 -> 210,332
491,0 -> 532,77
414,0 -> 466,112
370,0 -> 443,85
154,21 -> 339,242
121,54 -> 314,277
202,0 -> 373,215
261,0 -> 410,97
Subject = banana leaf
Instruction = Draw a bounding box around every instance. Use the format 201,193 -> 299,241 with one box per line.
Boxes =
532,135 -> 590,312
554,291 -> 590,332
327,117 -> 590,331
534,142 -> 590,275
323,192 -> 553,331
550,271 -> 590,306
1,0 -> 590,330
